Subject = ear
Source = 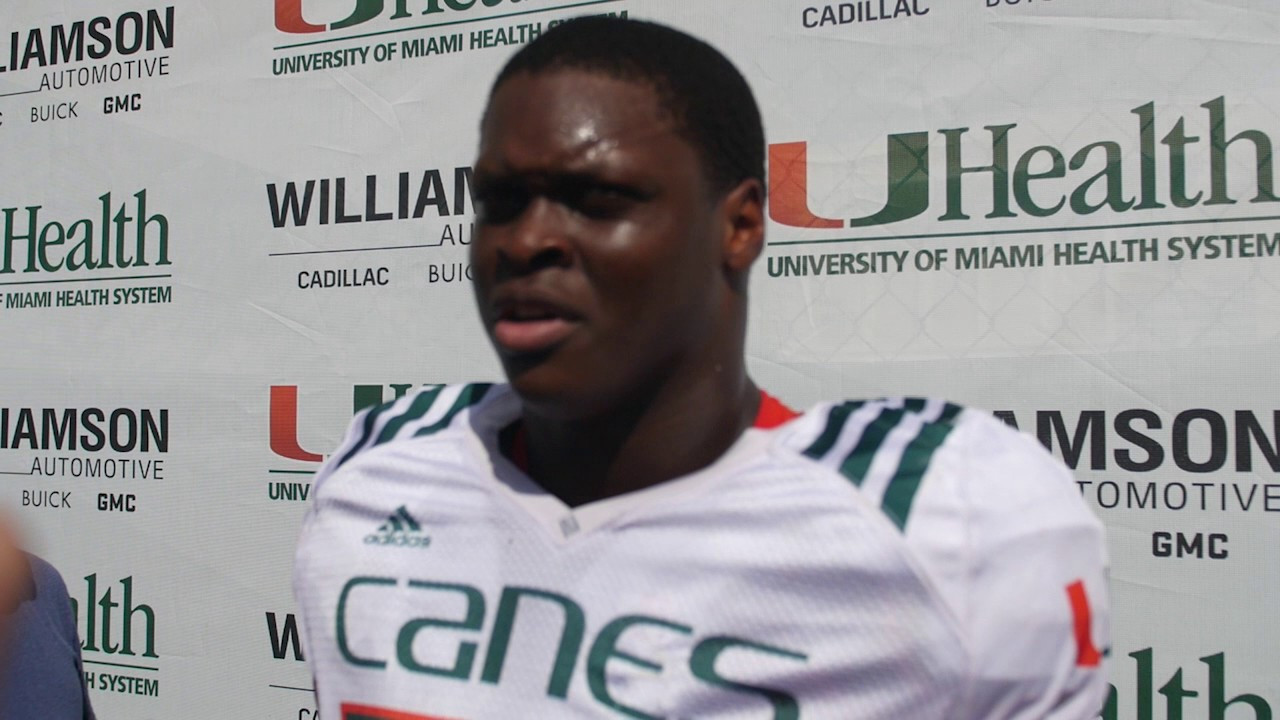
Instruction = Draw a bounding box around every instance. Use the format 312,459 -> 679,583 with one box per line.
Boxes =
720,178 -> 766,275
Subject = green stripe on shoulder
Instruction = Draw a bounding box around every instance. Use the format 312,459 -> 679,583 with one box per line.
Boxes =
838,407 -> 906,486
801,401 -> 865,460
809,397 -> 966,531
374,385 -> 445,446
334,400 -> 395,470
411,383 -> 493,438
880,419 -> 957,530
938,402 -> 963,424
334,384 -> 493,470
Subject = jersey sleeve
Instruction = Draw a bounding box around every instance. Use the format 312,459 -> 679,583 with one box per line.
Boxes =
904,411 -> 1111,720
292,382 -> 497,710
306,404 -> 378,500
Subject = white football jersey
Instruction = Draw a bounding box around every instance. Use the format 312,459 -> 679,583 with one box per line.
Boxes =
294,383 -> 1109,720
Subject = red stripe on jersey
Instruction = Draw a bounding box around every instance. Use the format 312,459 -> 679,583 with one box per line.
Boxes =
1066,580 -> 1102,667
755,390 -> 800,428
342,703 -> 460,720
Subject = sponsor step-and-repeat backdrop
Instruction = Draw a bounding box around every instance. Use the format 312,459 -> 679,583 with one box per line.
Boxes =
1,0 -> 1276,717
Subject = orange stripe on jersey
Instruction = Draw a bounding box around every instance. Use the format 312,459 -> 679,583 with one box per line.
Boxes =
1066,580 -> 1102,668
754,390 -> 800,429
342,703 -> 460,720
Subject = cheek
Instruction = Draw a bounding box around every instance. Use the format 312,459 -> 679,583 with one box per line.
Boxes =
469,227 -> 494,267
469,228 -> 502,284
589,217 -> 719,327
468,230 -> 502,316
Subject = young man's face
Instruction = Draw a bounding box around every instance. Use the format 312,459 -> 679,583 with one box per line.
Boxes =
471,69 -> 729,418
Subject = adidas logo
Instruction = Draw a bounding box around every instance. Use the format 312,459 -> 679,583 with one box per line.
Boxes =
363,505 -> 431,548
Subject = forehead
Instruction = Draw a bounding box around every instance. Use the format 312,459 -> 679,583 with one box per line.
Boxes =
478,69 -> 693,176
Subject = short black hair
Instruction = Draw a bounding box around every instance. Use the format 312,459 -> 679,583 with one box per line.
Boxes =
490,16 -> 765,195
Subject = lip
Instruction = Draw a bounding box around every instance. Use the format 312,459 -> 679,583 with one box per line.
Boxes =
493,317 -> 577,354
488,291 -> 582,354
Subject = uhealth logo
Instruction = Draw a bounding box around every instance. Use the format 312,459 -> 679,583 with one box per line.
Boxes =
275,0 -> 541,34
1102,648 -> 1274,720
71,573 -> 161,698
770,97 -> 1278,231
1,190 -> 170,277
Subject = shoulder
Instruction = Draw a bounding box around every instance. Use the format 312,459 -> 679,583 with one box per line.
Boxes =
778,397 -> 1110,717
776,396 -> 1096,536
917,403 -> 1098,532
297,383 -> 510,572
21,553 -> 78,636
320,382 -> 503,477
777,397 -> 972,530
25,553 -> 69,598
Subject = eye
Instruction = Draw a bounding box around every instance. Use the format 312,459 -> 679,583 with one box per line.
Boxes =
474,182 -> 530,225
563,182 -> 641,220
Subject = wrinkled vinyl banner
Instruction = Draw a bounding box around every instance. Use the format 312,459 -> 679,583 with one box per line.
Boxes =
0,0 -> 1276,717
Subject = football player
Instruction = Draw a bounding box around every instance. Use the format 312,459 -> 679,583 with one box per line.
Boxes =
296,16 -> 1109,719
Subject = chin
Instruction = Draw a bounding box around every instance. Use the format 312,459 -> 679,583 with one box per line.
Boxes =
504,364 -> 620,422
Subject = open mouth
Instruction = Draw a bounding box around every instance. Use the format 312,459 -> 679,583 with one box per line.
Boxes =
492,301 -> 578,354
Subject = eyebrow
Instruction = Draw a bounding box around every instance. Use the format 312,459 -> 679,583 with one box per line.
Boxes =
472,162 -> 642,190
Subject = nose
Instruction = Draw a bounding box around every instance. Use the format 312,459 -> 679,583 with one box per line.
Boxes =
493,196 -> 573,278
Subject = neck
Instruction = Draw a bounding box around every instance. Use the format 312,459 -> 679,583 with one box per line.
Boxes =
520,360 -> 759,507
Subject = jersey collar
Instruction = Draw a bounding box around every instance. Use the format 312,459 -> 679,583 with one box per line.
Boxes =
468,386 -> 797,545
